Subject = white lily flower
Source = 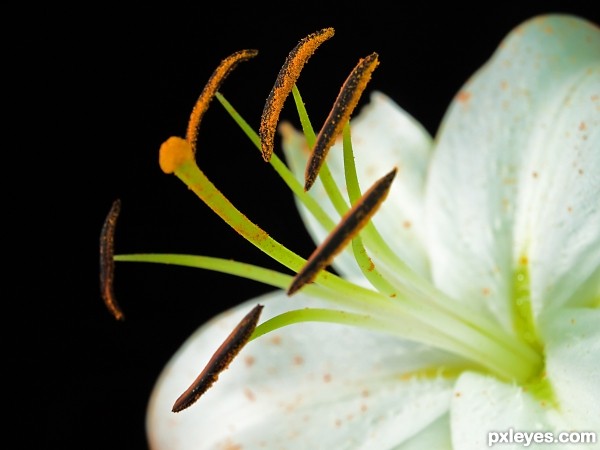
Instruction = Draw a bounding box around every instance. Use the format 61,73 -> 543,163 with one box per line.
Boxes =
108,14 -> 599,450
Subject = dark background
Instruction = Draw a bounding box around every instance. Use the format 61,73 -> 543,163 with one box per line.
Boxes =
19,4 -> 598,449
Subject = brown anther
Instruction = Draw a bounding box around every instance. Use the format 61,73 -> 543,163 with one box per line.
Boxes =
186,49 -> 258,152
304,52 -> 379,191
288,168 -> 397,295
259,27 -> 335,162
172,304 -> 264,412
100,199 -> 124,320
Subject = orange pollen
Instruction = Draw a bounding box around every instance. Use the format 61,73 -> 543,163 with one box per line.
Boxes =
186,49 -> 258,152
159,136 -> 194,174
259,28 -> 335,162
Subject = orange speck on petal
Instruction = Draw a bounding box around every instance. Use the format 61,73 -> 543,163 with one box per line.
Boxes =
323,373 -> 332,383
244,388 -> 256,402
456,90 -> 472,103
579,121 -> 587,131
244,355 -> 255,367
218,439 -> 243,450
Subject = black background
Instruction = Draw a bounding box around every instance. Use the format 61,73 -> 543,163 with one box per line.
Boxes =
19,4 -> 598,449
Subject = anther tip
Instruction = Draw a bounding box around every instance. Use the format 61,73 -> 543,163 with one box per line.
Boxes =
159,136 -> 194,174
171,304 -> 264,412
100,198 -> 125,321
303,179 -> 315,192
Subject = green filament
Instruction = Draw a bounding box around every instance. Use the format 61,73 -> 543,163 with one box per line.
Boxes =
118,79 -> 547,385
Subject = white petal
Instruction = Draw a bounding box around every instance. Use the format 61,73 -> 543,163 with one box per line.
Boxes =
282,91 -> 434,279
451,373 -> 561,450
393,414 -> 452,450
425,15 -> 600,328
540,308 -> 600,431
147,290 -> 456,449
516,68 -> 600,314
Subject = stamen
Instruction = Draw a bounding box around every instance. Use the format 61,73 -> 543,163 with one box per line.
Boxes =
99,199 -> 124,320
216,92 -> 337,231
259,27 -> 335,162
159,133 -> 389,308
159,136 -> 194,175
304,52 -> 379,191
291,86 -> 351,217
116,253 -> 397,313
172,304 -> 264,412
288,167 -> 397,295
340,122 -> 397,296
250,308 -> 383,341
186,49 -> 258,152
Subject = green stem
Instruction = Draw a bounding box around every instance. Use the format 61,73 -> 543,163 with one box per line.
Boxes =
251,308 -> 382,340
292,86 -> 350,217
216,92 -> 336,232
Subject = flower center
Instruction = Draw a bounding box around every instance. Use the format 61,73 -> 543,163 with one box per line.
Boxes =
107,31 -> 551,411
512,259 -> 542,352
151,86 -> 546,385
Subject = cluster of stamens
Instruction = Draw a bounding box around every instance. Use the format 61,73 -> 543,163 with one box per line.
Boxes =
101,27 -> 545,414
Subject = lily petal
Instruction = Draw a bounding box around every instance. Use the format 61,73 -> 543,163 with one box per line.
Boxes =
394,414 -> 452,450
282,91 -> 434,279
540,307 -> 600,431
451,372 -> 557,450
516,67 -> 600,314
147,290 -> 456,449
450,308 -> 600,449
425,15 -> 600,328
